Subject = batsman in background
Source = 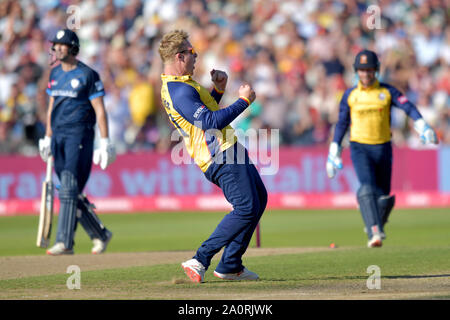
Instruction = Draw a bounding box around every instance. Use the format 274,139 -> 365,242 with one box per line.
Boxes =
39,28 -> 116,255
159,30 -> 267,282
327,49 -> 438,248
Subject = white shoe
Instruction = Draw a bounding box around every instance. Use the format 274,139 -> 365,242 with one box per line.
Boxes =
181,259 -> 205,283
46,242 -> 74,255
364,227 -> 386,240
214,268 -> 259,281
367,234 -> 383,248
91,231 -> 112,254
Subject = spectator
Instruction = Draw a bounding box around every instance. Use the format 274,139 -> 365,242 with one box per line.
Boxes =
0,0 -> 448,156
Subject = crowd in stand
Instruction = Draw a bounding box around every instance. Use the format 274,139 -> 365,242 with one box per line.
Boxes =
0,0 -> 448,156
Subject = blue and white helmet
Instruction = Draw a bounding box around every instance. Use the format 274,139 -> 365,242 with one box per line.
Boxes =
50,28 -> 80,56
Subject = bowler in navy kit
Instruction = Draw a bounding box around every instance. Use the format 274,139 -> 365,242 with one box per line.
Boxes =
39,29 -> 116,255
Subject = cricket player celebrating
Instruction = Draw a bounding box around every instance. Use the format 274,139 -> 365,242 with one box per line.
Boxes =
39,29 -> 115,255
158,30 -> 267,282
327,49 -> 438,248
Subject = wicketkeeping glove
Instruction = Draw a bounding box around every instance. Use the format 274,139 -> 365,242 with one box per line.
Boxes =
93,138 -> 116,170
38,136 -> 52,162
326,142 -> 343,179
413,118 -> 438,145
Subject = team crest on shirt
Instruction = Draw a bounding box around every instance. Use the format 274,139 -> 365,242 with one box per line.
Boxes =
378,93 -> 385,100
71,78 -> 80,88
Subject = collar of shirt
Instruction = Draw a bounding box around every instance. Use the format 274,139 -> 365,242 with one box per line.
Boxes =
357,79 -> 380,91
161,74 -> 192,82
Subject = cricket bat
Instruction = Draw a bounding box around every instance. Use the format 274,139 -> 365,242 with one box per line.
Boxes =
36,155 -> 54,248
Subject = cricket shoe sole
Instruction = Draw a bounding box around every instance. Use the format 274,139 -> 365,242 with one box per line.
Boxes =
46,242 -> 74,255
181,259 -> 205,283
214,268 -> 259,281
367,234 -> 383,248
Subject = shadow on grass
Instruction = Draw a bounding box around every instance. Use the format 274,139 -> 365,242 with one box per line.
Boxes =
224,274 -> 450,282
203,276 -> 370,282
259,276 -> 368,282
383,274 -> 450,279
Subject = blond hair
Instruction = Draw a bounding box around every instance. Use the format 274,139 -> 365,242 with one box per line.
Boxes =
158,30 -> 189,64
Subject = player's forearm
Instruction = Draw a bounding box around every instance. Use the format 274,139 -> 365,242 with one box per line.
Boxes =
45,98 -> 53,137
201,98 -> 249,130
333,97 -> 351,145
403,103 -> 422,121
332,110 -> 350,145
333,121 -> 349,145
96,111 -> 109,138
91,97 -> 109,138
45,120 -> 52,137
210,86 -> 224,104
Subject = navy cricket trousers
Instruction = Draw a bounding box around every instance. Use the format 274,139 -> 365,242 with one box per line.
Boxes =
194,144 -> 268,274
51,125 -> 100,248
51,125 -> 94,192
350,141 -> 392,196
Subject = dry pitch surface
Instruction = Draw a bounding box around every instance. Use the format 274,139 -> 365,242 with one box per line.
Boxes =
1,247 -> 449,300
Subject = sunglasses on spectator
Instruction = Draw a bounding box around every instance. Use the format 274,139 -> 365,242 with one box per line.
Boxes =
178,48 -> 196,55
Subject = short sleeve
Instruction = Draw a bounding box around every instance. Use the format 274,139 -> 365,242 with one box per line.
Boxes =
88,70 -> 105,100
46,69 -> 54,96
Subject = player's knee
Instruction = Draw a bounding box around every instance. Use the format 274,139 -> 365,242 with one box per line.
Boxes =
254,189 -> 268,217
378,194 -> 395,210
259,187 -> 268,215
59,170 -> 79,199
238,198 -> 261,217
77,194 -> 92,211
357,184 -> 379,199
250,201 -> 262,216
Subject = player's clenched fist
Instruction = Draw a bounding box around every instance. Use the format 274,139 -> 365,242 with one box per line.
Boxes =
210,69 -> 228,92
239,84 -> 256,104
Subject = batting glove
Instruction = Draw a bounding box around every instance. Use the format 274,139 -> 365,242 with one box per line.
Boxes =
326,142 -> 343,179
414,118 -> 438,145
38,136 -> 52,162
93,138 -> 116,170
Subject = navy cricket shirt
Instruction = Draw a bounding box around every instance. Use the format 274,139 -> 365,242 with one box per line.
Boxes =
46,61 -> 105,130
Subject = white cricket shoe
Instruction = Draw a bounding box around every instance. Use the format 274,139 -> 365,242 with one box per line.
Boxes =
91,231 -> 113,254
214,268 -> 259,281
181,258 -> 206,283
46,242 -> 74,255
364,227 -> 386,240
367,234 -> 383,248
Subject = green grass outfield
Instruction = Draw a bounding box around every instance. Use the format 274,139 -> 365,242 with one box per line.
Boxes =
1,208 -> 449,255
0,208 -> 449,299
